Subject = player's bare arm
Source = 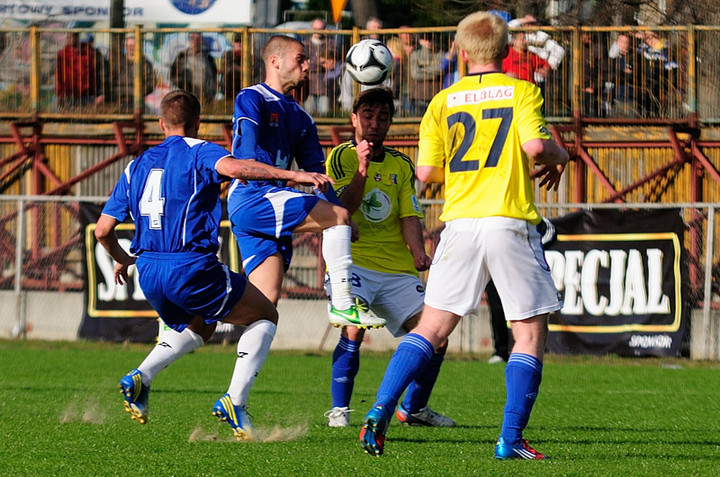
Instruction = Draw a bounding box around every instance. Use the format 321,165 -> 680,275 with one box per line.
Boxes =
522,138 -> 570,191
336,140 -> 371,214
400,216 -> 432,272
94,214 -> 136,285
216,156 -> 334,192
416,165 -> 445,184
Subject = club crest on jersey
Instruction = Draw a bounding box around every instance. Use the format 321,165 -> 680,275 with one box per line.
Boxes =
374,173 -> 382,182
361,188 -> 392,223
390,174 -> 397,184
269,113 -> 279,128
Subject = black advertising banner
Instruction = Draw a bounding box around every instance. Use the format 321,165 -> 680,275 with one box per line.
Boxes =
78,203 -> 244,343
544,208 -> 689,357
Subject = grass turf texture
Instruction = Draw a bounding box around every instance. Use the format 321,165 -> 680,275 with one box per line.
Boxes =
2,340 -> 720,476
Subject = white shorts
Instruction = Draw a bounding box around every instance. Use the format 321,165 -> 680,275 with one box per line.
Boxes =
325,265 -> 425,337
424,217 -> 562,320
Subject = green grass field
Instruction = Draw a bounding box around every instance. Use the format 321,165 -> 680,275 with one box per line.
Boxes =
2,339 -> 720,476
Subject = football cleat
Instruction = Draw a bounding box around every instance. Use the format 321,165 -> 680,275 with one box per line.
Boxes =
324,406 -> 353,427
212,393 -> 256,441
494,437 -> 549,460
396,403 -> 456,427
359,405 -> 390,456
329,298 -> 386,329
118,369 -> 150,424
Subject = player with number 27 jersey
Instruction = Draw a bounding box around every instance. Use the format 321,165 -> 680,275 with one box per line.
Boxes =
418,73 -> 550,224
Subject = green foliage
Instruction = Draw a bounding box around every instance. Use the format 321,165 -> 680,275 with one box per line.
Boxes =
2,340 -> 720,476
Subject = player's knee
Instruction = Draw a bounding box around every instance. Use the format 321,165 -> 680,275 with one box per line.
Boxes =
189,319 -> 216,342
265,305 -> 279,324
334,206 -> 350,225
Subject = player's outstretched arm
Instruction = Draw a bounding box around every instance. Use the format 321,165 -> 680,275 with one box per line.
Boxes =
522,138 -> 569,191
94,214 -> 136,285
216,157 -> 334,192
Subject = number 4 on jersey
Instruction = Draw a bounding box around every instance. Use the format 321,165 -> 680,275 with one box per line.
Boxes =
140,169 -> 165,229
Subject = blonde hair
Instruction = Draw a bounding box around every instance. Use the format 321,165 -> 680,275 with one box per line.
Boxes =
455,11 -> 508,66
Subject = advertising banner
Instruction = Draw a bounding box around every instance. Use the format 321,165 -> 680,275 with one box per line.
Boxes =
0,0 -> 252,24
78,202 -> 244,343
545,208 -> 689,357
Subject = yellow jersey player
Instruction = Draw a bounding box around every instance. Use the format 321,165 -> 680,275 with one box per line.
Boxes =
359,11 -> 569,459
324,87 -> 454,428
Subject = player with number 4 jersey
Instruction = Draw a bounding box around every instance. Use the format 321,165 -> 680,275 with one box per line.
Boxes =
96,90 -> 332,439
359,12 -> 569,459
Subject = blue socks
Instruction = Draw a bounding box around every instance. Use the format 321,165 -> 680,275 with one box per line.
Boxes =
331,335 -> 361,408
401,346 -> 446,413
501,353 -> 543,445
374,333 -> 434,416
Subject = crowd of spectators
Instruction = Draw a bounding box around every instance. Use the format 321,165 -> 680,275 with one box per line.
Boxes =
0,17 -> 678,120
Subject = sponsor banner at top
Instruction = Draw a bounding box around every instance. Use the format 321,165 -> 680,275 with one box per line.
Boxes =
0,0 -> 252,24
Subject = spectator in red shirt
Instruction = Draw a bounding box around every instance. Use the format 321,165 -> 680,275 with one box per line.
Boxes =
502,32 -> 548,85
55,32 -> 98,109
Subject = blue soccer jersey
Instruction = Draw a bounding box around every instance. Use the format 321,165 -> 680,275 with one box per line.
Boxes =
229,83 -> 325,191
101,135 -> 232,256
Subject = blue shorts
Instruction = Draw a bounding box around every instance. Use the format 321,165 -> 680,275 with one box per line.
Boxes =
229,185 -> 320,275
136,251 -> 247,331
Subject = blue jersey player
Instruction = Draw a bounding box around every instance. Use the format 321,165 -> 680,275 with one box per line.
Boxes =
94,90 -> 333,440
359,12 -> 569,459
227,35 -> 384,329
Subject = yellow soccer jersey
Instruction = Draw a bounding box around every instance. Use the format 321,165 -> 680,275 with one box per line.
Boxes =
418,72 -> 550,224
326,142 -> 423,276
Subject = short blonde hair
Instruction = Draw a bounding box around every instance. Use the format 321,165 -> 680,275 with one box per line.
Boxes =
455,11 -> 508,65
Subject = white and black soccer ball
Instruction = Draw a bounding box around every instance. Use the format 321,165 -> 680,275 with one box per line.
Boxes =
345,39 -> 394,86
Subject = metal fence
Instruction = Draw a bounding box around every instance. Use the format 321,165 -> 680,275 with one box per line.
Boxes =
0,196 -> 718,353
0,25 -> 718,123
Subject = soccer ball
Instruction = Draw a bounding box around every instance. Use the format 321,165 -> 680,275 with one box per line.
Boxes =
345,39 -> 394,86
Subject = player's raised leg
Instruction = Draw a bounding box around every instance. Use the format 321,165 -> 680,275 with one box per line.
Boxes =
297,200 -> 385,329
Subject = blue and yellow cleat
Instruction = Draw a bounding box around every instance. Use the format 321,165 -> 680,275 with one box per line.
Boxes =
495,437 -> 549,460
359,405 -> 390,456
118,369 -> 150,424
212,393 -> 256,441
329,298 -> 386,329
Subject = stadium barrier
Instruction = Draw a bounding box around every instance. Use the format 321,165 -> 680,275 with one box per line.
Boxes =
0,196 -> 718,359
0,25 -> 719,124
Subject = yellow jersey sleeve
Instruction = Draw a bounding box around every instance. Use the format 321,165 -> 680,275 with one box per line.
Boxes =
326,141 -> 359,194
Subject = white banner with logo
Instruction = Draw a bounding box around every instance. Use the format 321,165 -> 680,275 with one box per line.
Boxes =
0,0 -> 252,24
